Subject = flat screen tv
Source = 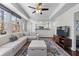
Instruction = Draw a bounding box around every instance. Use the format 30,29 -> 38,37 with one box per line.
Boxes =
57,26 -> 70,37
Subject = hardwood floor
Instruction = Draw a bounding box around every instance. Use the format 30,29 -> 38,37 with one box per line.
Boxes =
65,49 -> 79,56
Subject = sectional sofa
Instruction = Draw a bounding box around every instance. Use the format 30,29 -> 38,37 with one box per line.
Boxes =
0,32 -> 37,56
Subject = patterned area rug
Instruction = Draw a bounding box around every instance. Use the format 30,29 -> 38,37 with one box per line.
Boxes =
15,43 -> 61,56
15,42 -> 30,56
15,38 -> 69,56
15,41 -> 54,56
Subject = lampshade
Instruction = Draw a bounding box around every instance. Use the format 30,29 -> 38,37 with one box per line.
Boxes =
36,3 -> 42,14
36,10 -> 41,13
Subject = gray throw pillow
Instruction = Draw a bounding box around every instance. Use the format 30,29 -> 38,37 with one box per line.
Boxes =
9,35 -> 18,42
23,33 -> 26,36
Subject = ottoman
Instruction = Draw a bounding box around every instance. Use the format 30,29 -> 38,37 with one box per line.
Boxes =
28,40 -> 47,56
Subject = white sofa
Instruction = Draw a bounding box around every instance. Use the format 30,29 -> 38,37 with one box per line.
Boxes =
26,32 -> 37,42
0,36 -> 27,56
0,32 -> 28,56
0,32 -> 37,56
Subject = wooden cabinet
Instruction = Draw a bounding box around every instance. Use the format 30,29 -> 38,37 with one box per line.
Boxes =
53,35 -> 72,50
53,35 -> 59,43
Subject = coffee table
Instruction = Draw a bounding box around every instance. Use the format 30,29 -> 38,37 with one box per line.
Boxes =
27,40 -> 47,56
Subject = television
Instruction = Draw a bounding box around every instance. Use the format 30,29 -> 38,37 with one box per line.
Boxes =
57,26 -> 70,37
76,36 -> 79,48
76,40 -> 79,48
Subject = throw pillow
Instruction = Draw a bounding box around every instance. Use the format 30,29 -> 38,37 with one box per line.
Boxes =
9,35 -> 18,42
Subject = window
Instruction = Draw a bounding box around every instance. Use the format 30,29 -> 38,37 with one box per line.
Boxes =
4,10 -> 11,33
0,8 -> 4,33
0,5 -> 22,34
16,18 -> 20,32
11,15 -> 17,22
11,16 -> 21,32
0,8 -> 4,22
0,9 -> 2,17
4,10 -> 11,22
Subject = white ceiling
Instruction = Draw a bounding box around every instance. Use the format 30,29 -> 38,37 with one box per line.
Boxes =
2,3 -> 77,22
19,3 -> 60,21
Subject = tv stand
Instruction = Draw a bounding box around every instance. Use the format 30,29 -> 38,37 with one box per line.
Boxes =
53,35 -> 72,50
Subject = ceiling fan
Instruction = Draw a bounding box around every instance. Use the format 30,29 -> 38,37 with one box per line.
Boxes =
28,3 -> 49,14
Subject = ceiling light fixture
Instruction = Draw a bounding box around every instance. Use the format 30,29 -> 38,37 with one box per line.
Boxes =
28,3 -> 49,14
36,3 -> 42,14
36,10 -> 41,13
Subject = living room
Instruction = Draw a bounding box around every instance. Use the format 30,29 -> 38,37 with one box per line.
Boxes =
0,3 -> 79,56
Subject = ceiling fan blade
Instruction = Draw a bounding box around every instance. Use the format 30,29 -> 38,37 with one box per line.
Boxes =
40,12 -> 42,14
32,11 -> 36,13
28,6 -> 36,9
42,8 -> 49,11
